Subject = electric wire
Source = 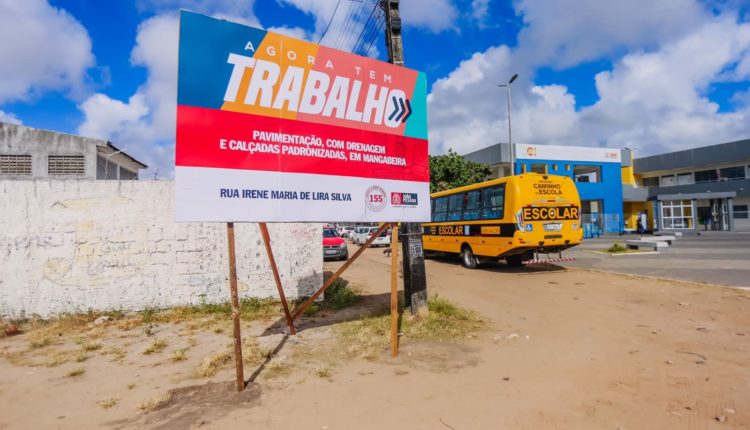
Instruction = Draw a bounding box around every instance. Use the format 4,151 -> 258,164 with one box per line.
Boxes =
317,0 -> 342,44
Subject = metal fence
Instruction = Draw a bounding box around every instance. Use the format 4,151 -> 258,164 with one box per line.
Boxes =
581,213 -> 622,238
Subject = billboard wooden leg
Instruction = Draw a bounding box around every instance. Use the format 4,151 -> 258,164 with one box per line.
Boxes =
390,223 -> 399,357
226,222 -> 245,391
291,223 -> 390,321
258,223 -> 296,335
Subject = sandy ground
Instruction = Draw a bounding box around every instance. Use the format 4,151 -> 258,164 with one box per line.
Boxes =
1,244 -> 749,429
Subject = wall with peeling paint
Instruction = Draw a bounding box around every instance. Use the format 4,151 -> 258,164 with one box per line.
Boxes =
0,180 -> 323,317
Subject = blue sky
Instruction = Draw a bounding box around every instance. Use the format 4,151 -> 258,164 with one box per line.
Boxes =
1,0 -> 750,177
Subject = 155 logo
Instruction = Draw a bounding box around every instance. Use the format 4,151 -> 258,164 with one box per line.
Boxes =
365,186 -> 387,212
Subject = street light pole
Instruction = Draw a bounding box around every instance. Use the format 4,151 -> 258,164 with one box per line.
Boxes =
498,73 -> 518,175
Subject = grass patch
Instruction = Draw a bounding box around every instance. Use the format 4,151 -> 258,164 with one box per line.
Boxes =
29,336 -> 51,349
82,341 -> 102,352
264,358 -> 292,379
98,398 -> 119,409
75,352 -> 89,363
315,365 -> 332,378
102,346 -> 126,362
45,352 -> 69,367
242,338 -> 274,367
67,367 -> 85,378
143,339 -> 168,355
197,351 -> 232,377
323,279 -> 359,309
166,298 -> 280,322
337,295 -> 483,360
127,383 -> 136,390
303,303 -> 320,316
137,393 -> 172,411
170,348 -> 188,362
607,242 -> 627,253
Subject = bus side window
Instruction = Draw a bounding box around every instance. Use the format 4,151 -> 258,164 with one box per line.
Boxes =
463,190 -> 481,220
481,185 -> 505,219
447,193 -> 464,221
433,197 -> 448,222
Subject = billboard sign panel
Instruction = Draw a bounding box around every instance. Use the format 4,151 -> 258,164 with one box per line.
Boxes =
175,11 -> 430,222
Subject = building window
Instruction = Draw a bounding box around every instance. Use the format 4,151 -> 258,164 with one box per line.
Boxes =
734,205 -> 749,219
447,193 -> 464,221
119,166 -> 138,180
573,165 -> 601,183
661,200 -> 693,229
660,175 -> 676,186
677,173 -> 692,185
48,155 -> 85,176
694,169 -> 718,183
552,163 -> 558,171
481,185 -> 505,220
0,154 -> 32,176
96,155 -> 119,180
719,166 -> 745,181
530,163 -> 547,174
642,177 -> 659,187
564,164 -> 570,171
432,197 -> 448,222
463,190 -> 481,221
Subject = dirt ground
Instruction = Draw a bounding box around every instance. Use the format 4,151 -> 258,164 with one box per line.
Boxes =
1,244 -> 749,429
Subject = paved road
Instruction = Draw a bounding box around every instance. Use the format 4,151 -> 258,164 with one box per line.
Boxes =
563,231 -> 750,288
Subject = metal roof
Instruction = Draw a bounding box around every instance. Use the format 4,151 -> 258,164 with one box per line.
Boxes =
634,139 -> 750,173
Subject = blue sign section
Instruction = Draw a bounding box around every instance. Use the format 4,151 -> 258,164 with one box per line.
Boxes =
177,10 -> 267,109
525,223 -> 533,232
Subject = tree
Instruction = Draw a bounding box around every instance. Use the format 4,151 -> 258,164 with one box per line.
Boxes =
429,149 -> 491,193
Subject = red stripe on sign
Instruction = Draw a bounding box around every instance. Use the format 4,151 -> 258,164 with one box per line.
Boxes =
175,105 -> 429,182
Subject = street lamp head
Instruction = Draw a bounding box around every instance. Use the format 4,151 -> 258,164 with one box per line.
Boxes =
509,73 -> 518,84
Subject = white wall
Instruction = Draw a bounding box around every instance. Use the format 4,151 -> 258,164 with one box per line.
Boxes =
0,180 -> 323,317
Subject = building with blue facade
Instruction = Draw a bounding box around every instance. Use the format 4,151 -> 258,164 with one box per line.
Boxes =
463,143 -> 626,234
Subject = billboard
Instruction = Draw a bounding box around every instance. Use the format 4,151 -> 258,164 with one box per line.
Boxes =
175,11 -> 430,222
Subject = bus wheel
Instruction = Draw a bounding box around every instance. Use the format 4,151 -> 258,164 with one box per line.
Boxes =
461,246 -> 479,269
506,254 -> 524,267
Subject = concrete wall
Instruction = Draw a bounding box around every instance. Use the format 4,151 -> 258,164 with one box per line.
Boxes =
1,122 -> 99,179
0,180 -> 323,318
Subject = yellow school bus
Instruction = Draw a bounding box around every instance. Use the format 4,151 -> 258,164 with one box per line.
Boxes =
423,173 -> 583,268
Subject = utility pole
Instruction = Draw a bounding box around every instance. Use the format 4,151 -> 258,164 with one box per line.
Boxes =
382,0 -> 428,316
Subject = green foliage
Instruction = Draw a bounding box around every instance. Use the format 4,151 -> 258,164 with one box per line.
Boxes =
324,279 -> 359,309
607,242 -> 627,253
429,149 -> 491,193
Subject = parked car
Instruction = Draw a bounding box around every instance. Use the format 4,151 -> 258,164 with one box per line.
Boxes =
370,229 -> 391,247
323,228 -> 348,260
352,226 -> 376,245
352,226 -> 391,247
338,225 -> 356,238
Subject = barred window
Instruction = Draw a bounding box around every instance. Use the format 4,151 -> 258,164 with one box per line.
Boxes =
0,154 -> 32,175
119,166 -> 138,180
48,155 -> 85,176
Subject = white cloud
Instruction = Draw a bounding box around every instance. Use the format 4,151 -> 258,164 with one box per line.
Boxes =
514,0 -> 710,68
577,14 -> 750,153
0,0 -> 95,103
400,0 -> 458,32
471,0 -> 491,25
0,111 -> 22,125
135,0 -> 260,26
427,10 -> 750,158
78,14 -> 179,178
267,26 -> 309,41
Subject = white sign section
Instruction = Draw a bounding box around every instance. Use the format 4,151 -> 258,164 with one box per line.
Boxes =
515,143 -> 622,163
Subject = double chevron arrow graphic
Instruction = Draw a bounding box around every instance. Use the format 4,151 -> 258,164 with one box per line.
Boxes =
387,96 -> 412,124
